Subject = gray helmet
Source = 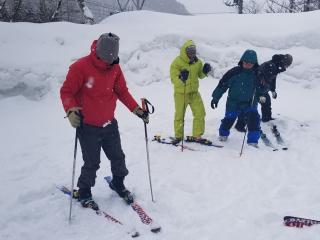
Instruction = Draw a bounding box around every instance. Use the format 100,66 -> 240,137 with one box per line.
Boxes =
282,54 -> 293,67
96,33 -> 119,64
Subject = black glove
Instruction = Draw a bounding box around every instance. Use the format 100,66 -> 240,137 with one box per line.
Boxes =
271,91 -> 277,99
134,107 -> 149,124
211,99 -> 218,109
203,63 -> 212,74
179,69 -> 189,83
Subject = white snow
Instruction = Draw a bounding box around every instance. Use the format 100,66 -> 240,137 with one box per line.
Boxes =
1,10 -> 320,240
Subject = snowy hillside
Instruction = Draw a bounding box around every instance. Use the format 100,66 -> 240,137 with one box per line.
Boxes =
1,10 -> 320,240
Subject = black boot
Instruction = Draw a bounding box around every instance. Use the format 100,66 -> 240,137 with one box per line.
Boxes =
109,176 -> 134,204
78,188 -> 99,210
170,137 -> 181,145
261,117 -> 275,123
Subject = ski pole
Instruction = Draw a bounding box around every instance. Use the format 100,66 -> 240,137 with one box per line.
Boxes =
141,98 -> 155,202
181,82 -> 187,152
239,87 -> 257,157
68,112 -> 83,223
69,128 -> 78,223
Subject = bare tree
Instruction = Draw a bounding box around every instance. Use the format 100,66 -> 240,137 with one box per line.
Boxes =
304,0 -> 312,11
11,0 -> 22,21
77,0 -> 94,24
245,0 -> 260,13
115,0 -> 146,12
131,0 -> 146,10
51,0 -> 62,21
266,0 -> 320,13
0,0 -> 10,21
224,0 -> 243,14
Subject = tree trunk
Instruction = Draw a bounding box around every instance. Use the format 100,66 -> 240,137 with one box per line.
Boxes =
289,0 -> 295,13
238,0 -> 243,14
303,0 -> 311,11
11,0 -> 23,21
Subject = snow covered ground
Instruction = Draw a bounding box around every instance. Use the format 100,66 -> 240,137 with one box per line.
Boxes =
1,10 -> 320,240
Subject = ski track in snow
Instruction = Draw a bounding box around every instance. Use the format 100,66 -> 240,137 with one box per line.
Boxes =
1,11 -> 320,240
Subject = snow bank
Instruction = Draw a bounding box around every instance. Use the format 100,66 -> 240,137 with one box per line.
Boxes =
1,11 -> 320,100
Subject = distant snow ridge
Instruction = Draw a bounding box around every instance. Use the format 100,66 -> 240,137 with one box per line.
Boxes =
0,67 -> 52,100
122,34 -> 186,86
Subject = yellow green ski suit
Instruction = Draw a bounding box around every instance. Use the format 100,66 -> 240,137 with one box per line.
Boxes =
170,40 -> 207,139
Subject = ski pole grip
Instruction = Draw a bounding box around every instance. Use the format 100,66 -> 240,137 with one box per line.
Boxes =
141,98 -> 146,111
140,98 -> 155,114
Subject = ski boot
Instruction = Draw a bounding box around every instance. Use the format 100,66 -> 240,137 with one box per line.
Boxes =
186,136 -> 213,145
109,176 -> 134,204
247,142 -> 258,148
170,137 -> 181,145
261,117 -> 275,123
78,188 -> 99,211
219,136 -> 228,142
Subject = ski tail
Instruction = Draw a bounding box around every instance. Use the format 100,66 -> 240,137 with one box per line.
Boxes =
284,216 -> 320,228
104,177 -> 161,233
260,130 -> 278,151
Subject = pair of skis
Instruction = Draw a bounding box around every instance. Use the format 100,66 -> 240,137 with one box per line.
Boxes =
57,177 -> 161,238
57,185 -> 140,238
260,124 -> 288,151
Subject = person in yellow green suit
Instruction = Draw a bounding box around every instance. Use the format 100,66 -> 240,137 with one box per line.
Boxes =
170,40 -> 212,144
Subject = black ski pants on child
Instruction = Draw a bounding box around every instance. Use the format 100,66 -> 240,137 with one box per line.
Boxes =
260,93 -> 272,121
77,119 -> 128,190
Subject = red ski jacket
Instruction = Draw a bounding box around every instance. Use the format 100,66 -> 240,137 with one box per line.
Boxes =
60,40 -> 138,127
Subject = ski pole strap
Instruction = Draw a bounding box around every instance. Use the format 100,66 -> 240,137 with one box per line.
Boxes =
141,98 -> 155,114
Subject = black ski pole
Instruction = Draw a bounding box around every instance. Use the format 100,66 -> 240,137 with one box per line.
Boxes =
141,98 -> 155,202
181,82 -> 187,152
239,87 -> 257,157
69,128 -> 78,223
68,112 -> 83,223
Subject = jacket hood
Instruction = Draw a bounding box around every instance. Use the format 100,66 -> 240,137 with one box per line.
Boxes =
238,49 -> 258,66
180,40 -> 196,63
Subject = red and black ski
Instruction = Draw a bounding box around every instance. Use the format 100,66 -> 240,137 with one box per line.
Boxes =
104,176 -> 161,233
283,216 -> 320,228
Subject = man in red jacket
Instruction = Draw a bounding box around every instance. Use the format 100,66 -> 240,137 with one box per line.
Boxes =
60,33 -> 148,209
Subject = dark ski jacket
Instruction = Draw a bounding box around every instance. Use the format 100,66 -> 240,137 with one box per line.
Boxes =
256,54 -> 287,93
211,50 -> 263,112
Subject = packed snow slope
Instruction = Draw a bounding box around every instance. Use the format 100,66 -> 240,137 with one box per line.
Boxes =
1,10 -> 320,240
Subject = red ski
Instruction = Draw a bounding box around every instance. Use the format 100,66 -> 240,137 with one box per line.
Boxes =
284,216 -> 320,228
104,176 -> 161,233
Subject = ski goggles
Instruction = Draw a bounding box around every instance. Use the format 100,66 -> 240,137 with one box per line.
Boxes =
186,45 -> 196,57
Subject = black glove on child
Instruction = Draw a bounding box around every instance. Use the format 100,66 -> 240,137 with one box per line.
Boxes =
203,63 -> 212,74
179,69 -> 189,83
211,99 -> 218,109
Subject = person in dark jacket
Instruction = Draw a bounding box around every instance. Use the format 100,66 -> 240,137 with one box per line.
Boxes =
60,33 -> 149,209
211,49 -> 264,146
234,53 -> 293,131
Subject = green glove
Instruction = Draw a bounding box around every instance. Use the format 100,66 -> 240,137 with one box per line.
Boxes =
66,107 -> 82,128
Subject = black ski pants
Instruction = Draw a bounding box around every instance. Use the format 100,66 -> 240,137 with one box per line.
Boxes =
260,93 -> 272,121
235,93 -> 272,127
77,119 -> 128,190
